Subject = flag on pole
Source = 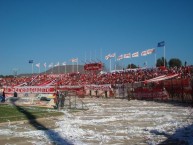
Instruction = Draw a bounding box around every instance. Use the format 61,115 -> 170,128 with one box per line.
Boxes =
48,63 -> 53,68
71,58 -> 78,62
105,54 -> 110,60
35,63 -> 40,68
141,50 -> 147,56
132,52 -> 139,57
55,62 -> 59,66
157,41 -> 165,47
117,54 -> 124,61
124,53 -> 131,58
105,53 -> 116,60
43,62 -> 46,68
109,53 -> 116,58
147,48 -> 155,55
62,62 -> 66,65
29,60 -> 33,63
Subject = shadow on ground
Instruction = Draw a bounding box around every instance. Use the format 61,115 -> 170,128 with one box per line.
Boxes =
10,97 -> 73,145
150,122 -> 193,145
134,99 -> 193,145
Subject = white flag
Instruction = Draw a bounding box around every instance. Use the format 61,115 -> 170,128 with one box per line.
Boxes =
105,53 -> 116,60
62,62 -> 66,65
132,52 -> 139,58
48,63 -> 53,68
71,58 -> 78,62
141,50 -> 147,56
55,62 -> 59,66
36,63 -> 40,68
109,53 -> 116,58
117,54 -> 124,61
105,54 -> 110,60
124,53 -> 131,58
147,48 -> 155,55
43,62 -> 46,68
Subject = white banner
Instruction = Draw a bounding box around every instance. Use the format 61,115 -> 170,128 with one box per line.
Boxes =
85,84 -> 111,91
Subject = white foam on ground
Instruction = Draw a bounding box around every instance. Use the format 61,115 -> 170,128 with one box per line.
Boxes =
0,99 -> 193,145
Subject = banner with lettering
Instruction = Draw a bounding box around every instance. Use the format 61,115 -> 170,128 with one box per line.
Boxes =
3,86 -> 55,94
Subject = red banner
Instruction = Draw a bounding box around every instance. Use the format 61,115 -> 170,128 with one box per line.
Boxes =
84,63 -> 103,71
3,86 -> 55,94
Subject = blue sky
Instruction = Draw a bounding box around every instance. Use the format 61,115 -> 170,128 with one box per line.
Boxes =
0,0 -> 193,75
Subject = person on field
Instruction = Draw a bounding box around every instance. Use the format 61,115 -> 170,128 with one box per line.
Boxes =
14,91 -> 18,97
2,91 -> 5,102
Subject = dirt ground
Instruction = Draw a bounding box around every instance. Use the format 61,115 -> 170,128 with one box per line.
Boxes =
0,98 -> 193,145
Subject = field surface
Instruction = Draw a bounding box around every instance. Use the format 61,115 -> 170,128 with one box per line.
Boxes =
0,98 -> 193,145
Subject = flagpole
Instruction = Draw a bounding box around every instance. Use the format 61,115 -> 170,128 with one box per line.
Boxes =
76,60 -> 78,72
100,48 -> 102,61
155,53 -> 157,68
32,63 -> 33,74
95,49 -> 96,61
85,52 -> 86,63
38,66 -> 40,81
110,59 -> 111,72
122,59 -> 124,69
45,64 -> 46,74
90,51 -> 91,62
164,45 -> 165,67
130,58 -> 132,69
115,53 -> 116,71
72,62 -> 74,72
158,41 -> 165,67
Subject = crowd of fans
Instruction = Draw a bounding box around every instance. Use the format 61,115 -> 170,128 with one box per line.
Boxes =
0,66 -> 192,87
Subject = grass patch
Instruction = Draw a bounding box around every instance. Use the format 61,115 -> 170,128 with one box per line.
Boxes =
0,104 -> 64,123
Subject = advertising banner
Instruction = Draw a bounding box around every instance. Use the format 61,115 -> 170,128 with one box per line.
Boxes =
3,86 -> 55,94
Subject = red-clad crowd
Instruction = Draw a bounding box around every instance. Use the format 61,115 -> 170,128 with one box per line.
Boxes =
0,66 -> 192,87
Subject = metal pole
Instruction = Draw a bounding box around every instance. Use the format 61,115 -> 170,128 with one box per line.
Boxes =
164,46 -> 165,67
85,51 -> 86,62
155,53 -> 157,68
32,63 -> 33,74
77,60 -> 78,72
45,65 -> 46,74
115,54 -> 116,71
100,48 -> 102,61
110,59 -> 111,72
71,62 -> 74,72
